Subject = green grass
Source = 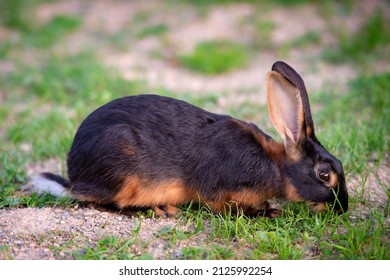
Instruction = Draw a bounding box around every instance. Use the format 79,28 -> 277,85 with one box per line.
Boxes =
0,152 -> 27,207
136,23 -> 169,39
314,72 -> 390,172
173,201 -> 389,259
3,52 -> 140,106
3,14 -> 81,49
180,0 -> 319,8
179,40 -> 249,75
0,52 -> 144,163
0,51 -> 145,208
0,245 -> 13,259
73,225 -> 144,260
181,244 -> 234,260
27,15 -> 82,48
129,10 -> 169,40
0,0 -> 81,47
0,0 -> 41,31
252,18 -> 277,49
324,10 -> 390,64
283,31 -> 321,51
7,109 -> 74,159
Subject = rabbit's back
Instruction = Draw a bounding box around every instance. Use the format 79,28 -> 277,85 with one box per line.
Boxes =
68,94 -> 226,175
66,94 -> 280,208
66,95 -> 225,203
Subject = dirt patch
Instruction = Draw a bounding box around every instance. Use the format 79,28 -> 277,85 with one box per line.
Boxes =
348,162 -> 390,213
0,206 -> 210,260
34,0 -> 365,105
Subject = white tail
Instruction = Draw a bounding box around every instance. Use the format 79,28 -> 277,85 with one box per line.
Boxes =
24,174 -> 70,197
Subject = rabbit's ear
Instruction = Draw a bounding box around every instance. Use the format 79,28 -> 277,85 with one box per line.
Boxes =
270,61 -> 316,140
266,71 -> 305,144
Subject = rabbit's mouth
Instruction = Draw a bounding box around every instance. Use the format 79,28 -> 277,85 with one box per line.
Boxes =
309,202 -> 346,215
309,202 -> 328,212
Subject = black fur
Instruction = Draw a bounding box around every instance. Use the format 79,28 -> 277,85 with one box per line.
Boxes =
41,172 -> 70,188
66,95 -> 284,203
272,61 -> 347,211
36,61 -> 348,216
282,138 -> 348,212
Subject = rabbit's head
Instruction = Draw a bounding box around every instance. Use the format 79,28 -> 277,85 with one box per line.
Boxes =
266,61 -> 348,213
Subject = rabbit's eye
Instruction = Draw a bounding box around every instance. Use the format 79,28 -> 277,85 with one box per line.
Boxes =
319,171 -> 330,182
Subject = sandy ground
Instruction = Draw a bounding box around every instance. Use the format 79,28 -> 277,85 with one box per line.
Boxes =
0,206 -> 209,259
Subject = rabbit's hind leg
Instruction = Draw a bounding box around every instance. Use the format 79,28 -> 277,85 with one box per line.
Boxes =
114,175 -> 195,218
152,205 -> 180,218
245,206 -> 283,218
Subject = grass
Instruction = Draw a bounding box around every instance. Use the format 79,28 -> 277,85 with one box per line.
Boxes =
130,9 -> 169,39
1,52 -> 144,162
324,10 -> 390,64
3,52 -> 140,106
314,72 -> 390,172
136,23 -> 169,39
238,9 -> 276,50
0,51 -> 145,208
73,222 -> 143,260
28,15 -> 81,48
0,0 -> 39,31
179,40 -> 249,75
0,0 -> 389,261
180,0 -> 320,8
283,31 -> 321,51
134,201 -> 388,259
2,13 -> 81,48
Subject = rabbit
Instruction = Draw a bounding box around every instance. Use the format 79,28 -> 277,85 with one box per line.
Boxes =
27,61 -> 348,218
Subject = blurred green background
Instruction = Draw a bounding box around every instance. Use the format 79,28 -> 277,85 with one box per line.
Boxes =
0,0 -> 389,260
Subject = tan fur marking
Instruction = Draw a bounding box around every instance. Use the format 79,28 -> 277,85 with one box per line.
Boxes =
152,205 -> 180,217
121,145 -> 135,156
230,120 -> 286,162
161,204 -> 180,217
285,183 -> 305,202
306,126 -> 314,139
152,206 -> 167,217
310,203 -> 328,212
329,172 -> 338,189
72,193 -> 99,203
284,142 -> 302,162
227,189 -> 272,207
207,189 -> 276,214
114,176 -> 196,209
250,129 -> 286,162
204,190 -> 278,217
199,189 -> 281,217
260,139 -> 286,162
152,204 -> 180,218
203,201 -> 225,214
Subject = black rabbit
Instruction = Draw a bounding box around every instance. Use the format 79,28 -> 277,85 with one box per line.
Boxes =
27,61 -> 348,217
